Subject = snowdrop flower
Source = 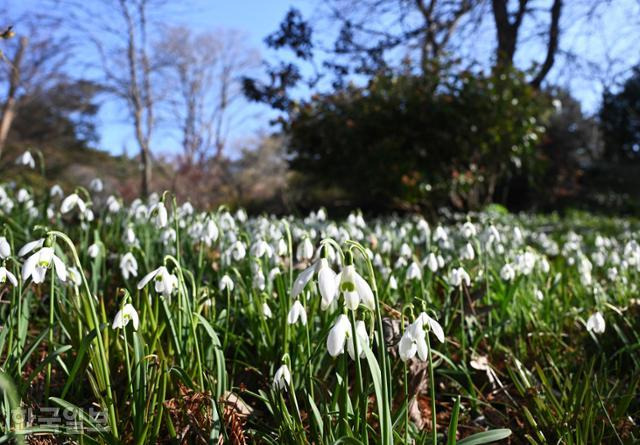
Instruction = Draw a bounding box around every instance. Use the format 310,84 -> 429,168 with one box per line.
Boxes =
253,269 -> 266,290
112,304 -> 139,330
230,241 -> 246,261
0,266 -> 18,286
426,252 -> 439,272
276,238 -> 288,256
327,314 -> 351,357
535,289 -> 544,301
250,239 -> 271,258
539,257 -> 550,274
16,151 -> 35,168
586,311 -> 605,334
60,193 -> 87,214
462,221 -> 476,239
120,253 -> 138,280
287,300 -> 307,325
89,178 -> 103,192
262,302 -> 273,318
0,237 -> 11,258
433,226 -> 447,243
50,184 -> 63,198
219,274 -> 234,292
398,312 -> 444,362
296,237 -> 314,262
106,196 -> 121,213
268,267 -> 281,283
607,267 -> 618,281
235,208 -> 247,223
338,259 -> 375,311
149,202 -> 168,228
137,266 -> 178,297
203,219 -> 219,245
22,245 -> 67,284
578,256 -> 593,286
292,255 -> 339,309
88,243 -> 101,259
406,262 -> 422,280
388,275 -> 398,290
460,242 -> 475,261
124,226 -> 137,246
500,263 -> 516,282
16,189 -> 30,203
67,266 -> 82,287
448,267 -> 471,288
400,243 -> 412,258
346,320 -> 369,360
273,364 -> 291,391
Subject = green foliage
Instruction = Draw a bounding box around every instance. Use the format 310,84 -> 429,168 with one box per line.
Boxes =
286,68 -> 551,213
601,66 -> 640,163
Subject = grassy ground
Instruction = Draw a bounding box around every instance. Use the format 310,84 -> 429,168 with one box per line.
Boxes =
0,182 -> 638,444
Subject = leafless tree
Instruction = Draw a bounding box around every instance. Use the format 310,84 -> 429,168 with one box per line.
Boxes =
491,0 -> 563,87
0,13 -> 69,158
57,0 -> 173,197
156,27 -> 260,166
317,0 -> 484,75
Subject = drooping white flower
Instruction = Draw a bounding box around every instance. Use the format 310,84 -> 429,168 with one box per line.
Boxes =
60,193 -> 87,214
112,303 -> 139,330
292,257 -> 339,309
137,266 -> 178,297
327,314 -> 351,357
220,274 -> 234,292
337,264 -> 375,311
586,311 -> 605,334
50,184 -> 64,198
296,237 -> 314,262
415,312 -> 445,343
22,246 -> 67,284
89,178 -> 104,193
462,221 -> 477,239
448,267 -> 471,288
346,320 -> 369,360
460,242 -> 475,261
426,252 -> 439,272
262,302 -> 273,318
230,241 -> 246,261
398,322 -> 427,362
106,196 -> 122,213
0,267 -> 18,286
273,364 -> 291,391
388,275 -> 398,290
0,236 -> 11,259
398,312 -> 445,362
120,253 -> 138,280
88,243 -> 101,259
406,262 -> 422,281
250,239 -> 271,258
287,300 -> 307,325
16,151 -> 35,168
149,202 -> 168,228
500,263 -> 516,282
67,266 -> 82,287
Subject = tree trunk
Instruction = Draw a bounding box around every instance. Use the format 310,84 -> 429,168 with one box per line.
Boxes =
530,0 -> 562,88
492,0 -> 528,68
0,36 -> 27,158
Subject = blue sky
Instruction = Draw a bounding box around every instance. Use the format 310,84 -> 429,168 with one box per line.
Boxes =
6,0 -> 640,157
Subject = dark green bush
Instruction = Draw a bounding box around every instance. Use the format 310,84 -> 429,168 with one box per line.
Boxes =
286,68 -> 552,213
